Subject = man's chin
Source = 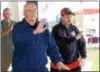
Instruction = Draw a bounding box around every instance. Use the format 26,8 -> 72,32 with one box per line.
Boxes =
30,18 -> 37,21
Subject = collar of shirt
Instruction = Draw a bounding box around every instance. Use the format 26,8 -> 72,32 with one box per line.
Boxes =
59,21 -> 73,30
22,18 -> 38,29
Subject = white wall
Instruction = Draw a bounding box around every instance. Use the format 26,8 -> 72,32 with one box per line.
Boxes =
1,2 -> 26,22
18,2 -> 26,21
8,2 -> 19,21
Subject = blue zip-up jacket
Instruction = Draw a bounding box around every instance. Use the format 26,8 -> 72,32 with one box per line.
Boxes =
12,19 -> 62,72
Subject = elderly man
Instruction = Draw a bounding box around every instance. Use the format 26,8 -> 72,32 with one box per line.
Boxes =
12,2 -> 70,72
1,8 -> 16,71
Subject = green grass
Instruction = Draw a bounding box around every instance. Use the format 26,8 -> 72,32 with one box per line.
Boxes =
87,48 -> 99,71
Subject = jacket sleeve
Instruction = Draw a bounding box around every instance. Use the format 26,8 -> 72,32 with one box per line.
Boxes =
46,29 -> 63,65
12,24 -> 37,44
52,27 -> 76,46
75,27 -> 87,58
77,36 -> 87,58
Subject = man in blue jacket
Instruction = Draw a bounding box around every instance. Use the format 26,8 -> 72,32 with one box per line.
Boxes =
12,2 -> 70,72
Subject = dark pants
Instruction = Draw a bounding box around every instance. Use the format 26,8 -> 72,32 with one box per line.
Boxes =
12,68 -> 49,72
50,67 -> 81,72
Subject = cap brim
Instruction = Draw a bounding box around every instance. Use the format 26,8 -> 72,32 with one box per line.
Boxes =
67,12 -> 75,15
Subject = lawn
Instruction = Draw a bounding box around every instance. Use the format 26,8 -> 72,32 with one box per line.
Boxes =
87,48 -> 99,71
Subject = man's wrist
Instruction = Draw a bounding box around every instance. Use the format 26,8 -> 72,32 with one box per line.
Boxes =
57,61 -> 63,65
33,30 -> 37,34
8,28 -> 11,32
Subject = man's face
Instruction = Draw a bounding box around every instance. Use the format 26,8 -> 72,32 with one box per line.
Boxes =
24,3 -> 37,22
3,10 -> 11,21
61,14 -> 74,25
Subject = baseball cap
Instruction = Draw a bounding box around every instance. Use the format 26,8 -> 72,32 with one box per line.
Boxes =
60,8 -> 75,16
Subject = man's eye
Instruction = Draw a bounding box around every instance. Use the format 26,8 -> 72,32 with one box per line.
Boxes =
66,17 -> 70,18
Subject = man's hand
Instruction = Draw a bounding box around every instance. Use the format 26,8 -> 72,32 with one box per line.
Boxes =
33,19 -> 47,34
9,24 -> 14,31
56,62 -> 70,71
76,31 -> 83,40
1,24 -> 14,37
79,58 -> 86,67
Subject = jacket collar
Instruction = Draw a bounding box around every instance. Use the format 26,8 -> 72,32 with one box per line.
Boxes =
22,18 -> 38,29
58,21 -> 73,29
